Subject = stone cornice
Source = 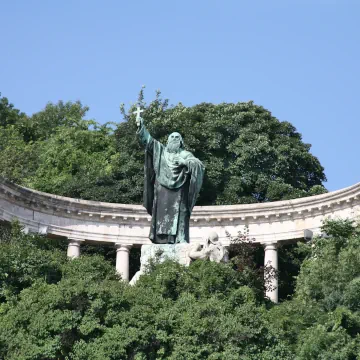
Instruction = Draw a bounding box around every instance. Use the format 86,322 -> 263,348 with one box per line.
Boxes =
1,177 -> 359,222
1,177 -> 359,245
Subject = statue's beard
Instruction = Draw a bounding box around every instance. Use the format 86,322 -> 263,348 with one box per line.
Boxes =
166,140 -> 182,154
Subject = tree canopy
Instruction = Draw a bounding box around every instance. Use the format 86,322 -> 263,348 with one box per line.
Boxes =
0,91 -> 326,204
1,219 -> 360,359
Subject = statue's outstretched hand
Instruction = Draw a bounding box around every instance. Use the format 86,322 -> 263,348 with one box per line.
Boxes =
136,116 -> 143,128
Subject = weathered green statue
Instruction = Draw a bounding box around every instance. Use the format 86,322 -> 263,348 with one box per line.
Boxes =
135,108 -> 205,244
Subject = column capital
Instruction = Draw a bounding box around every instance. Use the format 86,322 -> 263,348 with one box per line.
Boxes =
263,242 -> 278,250
67,239 -> 84,246
115,243 -> 132,252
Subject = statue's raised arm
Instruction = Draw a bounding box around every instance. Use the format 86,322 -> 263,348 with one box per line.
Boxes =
135,107 -> 162,154
136,116 -> 153,150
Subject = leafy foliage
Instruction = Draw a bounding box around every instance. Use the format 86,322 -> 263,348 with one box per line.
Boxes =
0,91 -> 326,204
115,89 -> 327,205
0,222 -> 290,360
0,93 -> 26,128
2,219 -> 360,359
268,219 -> 360,359
0,222 -> 66,303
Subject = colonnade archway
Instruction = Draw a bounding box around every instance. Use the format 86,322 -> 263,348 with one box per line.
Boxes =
1,177 -> 359,302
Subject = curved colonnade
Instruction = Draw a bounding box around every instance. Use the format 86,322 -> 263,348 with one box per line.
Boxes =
1,177 -> 359,301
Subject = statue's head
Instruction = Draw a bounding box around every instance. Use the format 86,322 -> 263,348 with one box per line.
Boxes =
166,132 -> 184,153
207,231 -> 219,245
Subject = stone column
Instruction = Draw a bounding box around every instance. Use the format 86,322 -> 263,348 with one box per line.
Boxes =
264,243 -> 278,303
67,239 -> 81,259
115,243 -> 132,282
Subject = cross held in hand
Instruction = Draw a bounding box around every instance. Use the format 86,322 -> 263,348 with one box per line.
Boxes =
133,106 -> 144,119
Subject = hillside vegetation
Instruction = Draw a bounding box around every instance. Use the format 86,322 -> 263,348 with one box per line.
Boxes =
0,219 -> 360,359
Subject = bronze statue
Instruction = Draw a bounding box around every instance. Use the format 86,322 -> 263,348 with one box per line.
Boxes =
135,107 -> 204,244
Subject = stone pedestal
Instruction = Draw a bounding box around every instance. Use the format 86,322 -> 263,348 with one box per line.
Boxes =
141,243 -> 192,266
129,236 -> 228,285
129,243 -> 191,285
115,244 -> 132,282
264,243 -> 278,303
67,239 -> 81,259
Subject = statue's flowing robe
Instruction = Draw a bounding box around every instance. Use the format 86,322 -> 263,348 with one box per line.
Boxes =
138,125 -> 204,243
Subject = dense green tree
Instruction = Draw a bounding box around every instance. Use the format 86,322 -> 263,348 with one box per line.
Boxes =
0,94 -> 26,128
27,118 -> 117,199
0,91 -> 326,205
0,222 -> 291,360
0,94 -> 38,183
0,95 -> 118,199
0,222 -> 66,303
19,100 -> 90,142
268,219 -> 360,359
115,90 -> 327,205
0,260 -> 291,360
295,219 -> 360,310
0,255 -> 124,360
2,218 -> 360,359
0,126 -> 38,183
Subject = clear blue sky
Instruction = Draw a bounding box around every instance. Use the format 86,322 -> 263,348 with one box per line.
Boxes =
1,0 -> 359,192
